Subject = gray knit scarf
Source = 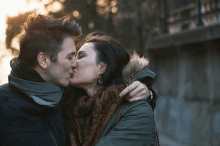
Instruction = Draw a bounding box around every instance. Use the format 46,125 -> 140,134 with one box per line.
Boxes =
8,59 -> 64,107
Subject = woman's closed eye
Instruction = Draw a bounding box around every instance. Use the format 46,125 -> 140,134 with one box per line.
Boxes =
77,53 -> 86,59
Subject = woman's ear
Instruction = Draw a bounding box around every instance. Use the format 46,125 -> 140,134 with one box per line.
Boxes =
98,62 -> 107,75
37,52 -> 50,69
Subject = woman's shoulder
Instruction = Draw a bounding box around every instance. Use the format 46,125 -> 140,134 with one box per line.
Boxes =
121,100 -> 154,116
99,100 -> 156,139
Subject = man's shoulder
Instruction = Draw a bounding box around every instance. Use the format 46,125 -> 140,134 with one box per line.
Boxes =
0,83 -> 13,96
0,83 -> 18,102
0,83 -> 10,89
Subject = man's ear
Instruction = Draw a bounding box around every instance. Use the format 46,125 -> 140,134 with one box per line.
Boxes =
98,62 -> 107,75
37,52 -> 50,69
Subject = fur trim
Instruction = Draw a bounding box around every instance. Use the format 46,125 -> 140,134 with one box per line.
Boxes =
122,52 -> 149,86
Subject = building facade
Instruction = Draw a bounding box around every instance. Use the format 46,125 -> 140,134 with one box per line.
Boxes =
147,0 -> 220,145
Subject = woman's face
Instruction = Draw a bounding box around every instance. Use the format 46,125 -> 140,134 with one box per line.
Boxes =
69,42 -> 102,88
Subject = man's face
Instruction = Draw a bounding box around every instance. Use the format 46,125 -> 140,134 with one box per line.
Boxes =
46,37 -> 76,87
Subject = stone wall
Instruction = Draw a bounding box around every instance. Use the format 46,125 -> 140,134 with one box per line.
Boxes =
149,40 -> 220,146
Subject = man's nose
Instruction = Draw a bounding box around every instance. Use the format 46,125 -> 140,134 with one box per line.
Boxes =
71,56 -> 77,69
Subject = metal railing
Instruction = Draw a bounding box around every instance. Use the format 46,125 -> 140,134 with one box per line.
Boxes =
159,0 -> 220,34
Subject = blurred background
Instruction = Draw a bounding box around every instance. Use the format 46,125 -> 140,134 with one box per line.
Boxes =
0,0 -> 220,145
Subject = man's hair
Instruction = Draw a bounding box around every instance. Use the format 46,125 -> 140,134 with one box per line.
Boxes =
18,13 -> 82,67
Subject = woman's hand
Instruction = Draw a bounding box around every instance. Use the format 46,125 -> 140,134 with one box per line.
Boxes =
119,81 -> 151,102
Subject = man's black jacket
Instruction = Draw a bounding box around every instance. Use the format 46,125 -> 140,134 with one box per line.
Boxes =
0,83 -> 66,146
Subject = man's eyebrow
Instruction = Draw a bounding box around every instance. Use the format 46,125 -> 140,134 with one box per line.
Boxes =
67,52 -> 75,56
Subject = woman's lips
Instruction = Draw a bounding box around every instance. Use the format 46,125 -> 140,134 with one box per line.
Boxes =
69,72 -> 74,81
69,71 -> 76,81
70,69 -> 76,78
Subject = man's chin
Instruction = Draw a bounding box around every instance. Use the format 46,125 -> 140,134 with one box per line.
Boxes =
47,78 -> 69,87
57,80 -> 70,88
69,79 -> 79,87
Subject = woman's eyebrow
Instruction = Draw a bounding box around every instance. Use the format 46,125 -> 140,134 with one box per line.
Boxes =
77,51 -> 86,55
78,51 -> 86,53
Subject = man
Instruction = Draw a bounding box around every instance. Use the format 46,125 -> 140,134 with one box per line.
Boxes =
0,14 -> 156,146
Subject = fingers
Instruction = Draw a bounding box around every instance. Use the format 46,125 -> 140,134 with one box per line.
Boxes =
128,84 -> 148,98
122,81 -> 151,102
119,81 -> 140,97
126,95 -> 146,102
125,90 -> 150,102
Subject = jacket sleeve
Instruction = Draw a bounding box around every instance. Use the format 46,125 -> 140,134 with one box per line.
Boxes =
95,100 -> 157,146
136,66 -> 157,111
146,87 -> 157,111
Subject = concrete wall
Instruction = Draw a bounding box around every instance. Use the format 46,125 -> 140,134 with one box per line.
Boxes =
149,41 -> 220,146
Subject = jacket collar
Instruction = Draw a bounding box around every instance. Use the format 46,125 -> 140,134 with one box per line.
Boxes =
122,52 -> 157,87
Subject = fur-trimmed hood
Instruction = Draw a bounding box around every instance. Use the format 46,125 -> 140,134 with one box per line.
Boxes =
122,52 -> 156,87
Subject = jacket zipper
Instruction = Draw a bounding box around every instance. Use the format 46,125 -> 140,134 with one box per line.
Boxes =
49,131 -> 58,146
47,112 -> 58,146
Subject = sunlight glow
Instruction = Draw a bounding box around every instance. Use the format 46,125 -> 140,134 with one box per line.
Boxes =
2,0 -> 47,17
11,36 -> 20,50
111,1 -> 117,7
88,22 -> 94,29
0,55 -> 13,84
97,0 -> 107,7
111,6 -> 118,13
48,1 -> 63,13
72,10 -> 81,19
42,0 -> 53,4
73,10 -> 80,18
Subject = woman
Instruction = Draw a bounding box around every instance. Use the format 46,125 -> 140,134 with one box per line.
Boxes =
63,32 -> 158,146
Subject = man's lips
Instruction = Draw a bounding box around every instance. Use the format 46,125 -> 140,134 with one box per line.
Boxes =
69,70 -> 76,79
69,68 -> 77,81
69,73 -> 73,82
70,73 -> 73,78
69,68 -> 76,77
